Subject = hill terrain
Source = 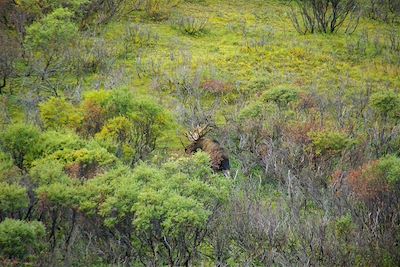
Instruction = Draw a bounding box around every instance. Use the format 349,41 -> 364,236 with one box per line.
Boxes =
0,0 -> 399,266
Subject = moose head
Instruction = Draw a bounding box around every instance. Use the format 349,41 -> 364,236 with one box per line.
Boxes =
185,124 -> 230,176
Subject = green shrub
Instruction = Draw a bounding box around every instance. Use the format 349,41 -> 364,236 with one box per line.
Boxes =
24,8 -> 78,57
38,130 -> 84,156
50,142 -> 117,179
0,151 -> 19,183
309,131 -> 353,157
370,91 -> 400,120
0,124 -> 41,169
95,96 -> 173,164
377,155 -> 400,186
30,158 -> 70,185
36,182 -> 77,208
0,219 -> 45,260
0,182 -> 29,213
262,87 -> 299,109
39,97 -> 82,130
77,152 -> 230,264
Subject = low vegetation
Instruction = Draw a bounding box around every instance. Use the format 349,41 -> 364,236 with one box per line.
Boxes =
0,0 -> 399,266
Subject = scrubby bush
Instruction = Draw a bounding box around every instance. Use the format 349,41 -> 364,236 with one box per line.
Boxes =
79,90 -> 111,136
38,130 -> 84,156
172,15 -> 208,35
86,152 -> 230,265
39,97 -> 82,130
308,130 -> 353,157
262,87 -> 298,109
96,97 -> 173,164
137,0 -> 181,20
0,124 -> 41,169
0,183 -> 29,215
367,0 -> 400,23
370,91 -> 400,120
289,0 -> 360,34
347,155 -> 400,202
123,23 -> 159,54
0,219 -> 45,261
24,8 -> 79,93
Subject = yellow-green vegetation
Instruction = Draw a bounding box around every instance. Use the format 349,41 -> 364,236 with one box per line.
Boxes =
1,0 -> 400,266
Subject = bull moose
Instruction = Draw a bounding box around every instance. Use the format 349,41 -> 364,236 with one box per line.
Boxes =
185,124 -> 230,176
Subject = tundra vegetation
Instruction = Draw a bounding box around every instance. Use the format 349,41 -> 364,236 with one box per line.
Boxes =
0,0 -> 399,266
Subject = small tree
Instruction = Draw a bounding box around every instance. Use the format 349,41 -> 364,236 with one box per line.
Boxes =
0,123 -> 41,169
39,97 -> 82,130
0,219 -> 46,263
0,34 -> 20,94
24,8 -> 78,95
289,0 -> 360,34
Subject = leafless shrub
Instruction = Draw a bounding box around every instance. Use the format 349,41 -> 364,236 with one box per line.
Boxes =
0,33 -> 20,94
172,15 -> 208,35
367,0 -> 400,23
172,66 -> 221,127
122,23 -> 159,56
134,0 -> 181,20
289,0 -> 361,34
242,26 -> 274,51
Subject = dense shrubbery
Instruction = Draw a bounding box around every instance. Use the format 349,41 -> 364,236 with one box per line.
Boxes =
0,219 -> 46,264
0,0 -> 400,265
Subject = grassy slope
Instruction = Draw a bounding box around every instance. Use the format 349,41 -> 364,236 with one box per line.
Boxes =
6,0 -> 399,149
97,0 -> 399,150
104,0 -> 399,89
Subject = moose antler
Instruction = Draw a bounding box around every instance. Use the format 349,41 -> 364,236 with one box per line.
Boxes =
185,124 -> 212,142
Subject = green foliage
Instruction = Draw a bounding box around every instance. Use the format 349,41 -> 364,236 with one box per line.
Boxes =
309,131 -> 353,156
0,124 -> 41,169
0,182 -> 29,213
30,158 -> 70,185
79,90 -> 111,136
36,182 -> 77,207
24,8 -> 78,56
104,89 -> 136,118
95,93 -> 173,163
38,130 -> 84,156
16,0 -> 89,17
78,151 -> 230,264
376,155 -> 400,185
262,87 -> 299,109
96,116 -> 132,143
370,91 -> 400,120
238,100 -> 278,123
0,151 -> 18,183
0,219 -> 45,260
39,97 -> 82,130
335,213 -> 355,239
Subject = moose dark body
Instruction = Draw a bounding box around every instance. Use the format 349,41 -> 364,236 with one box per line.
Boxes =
185,138 -> 230,172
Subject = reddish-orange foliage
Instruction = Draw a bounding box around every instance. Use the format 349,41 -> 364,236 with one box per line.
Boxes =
296,92 -> 317,111
347,161 -> 389,201
284,121 -> 318,145
79,101 -> 106,136
65,162 -> 99,180
64,162 -> 81,179
201,80 -> 232,94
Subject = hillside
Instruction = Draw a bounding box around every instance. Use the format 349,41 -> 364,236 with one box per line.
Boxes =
0,0 -> 399,266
